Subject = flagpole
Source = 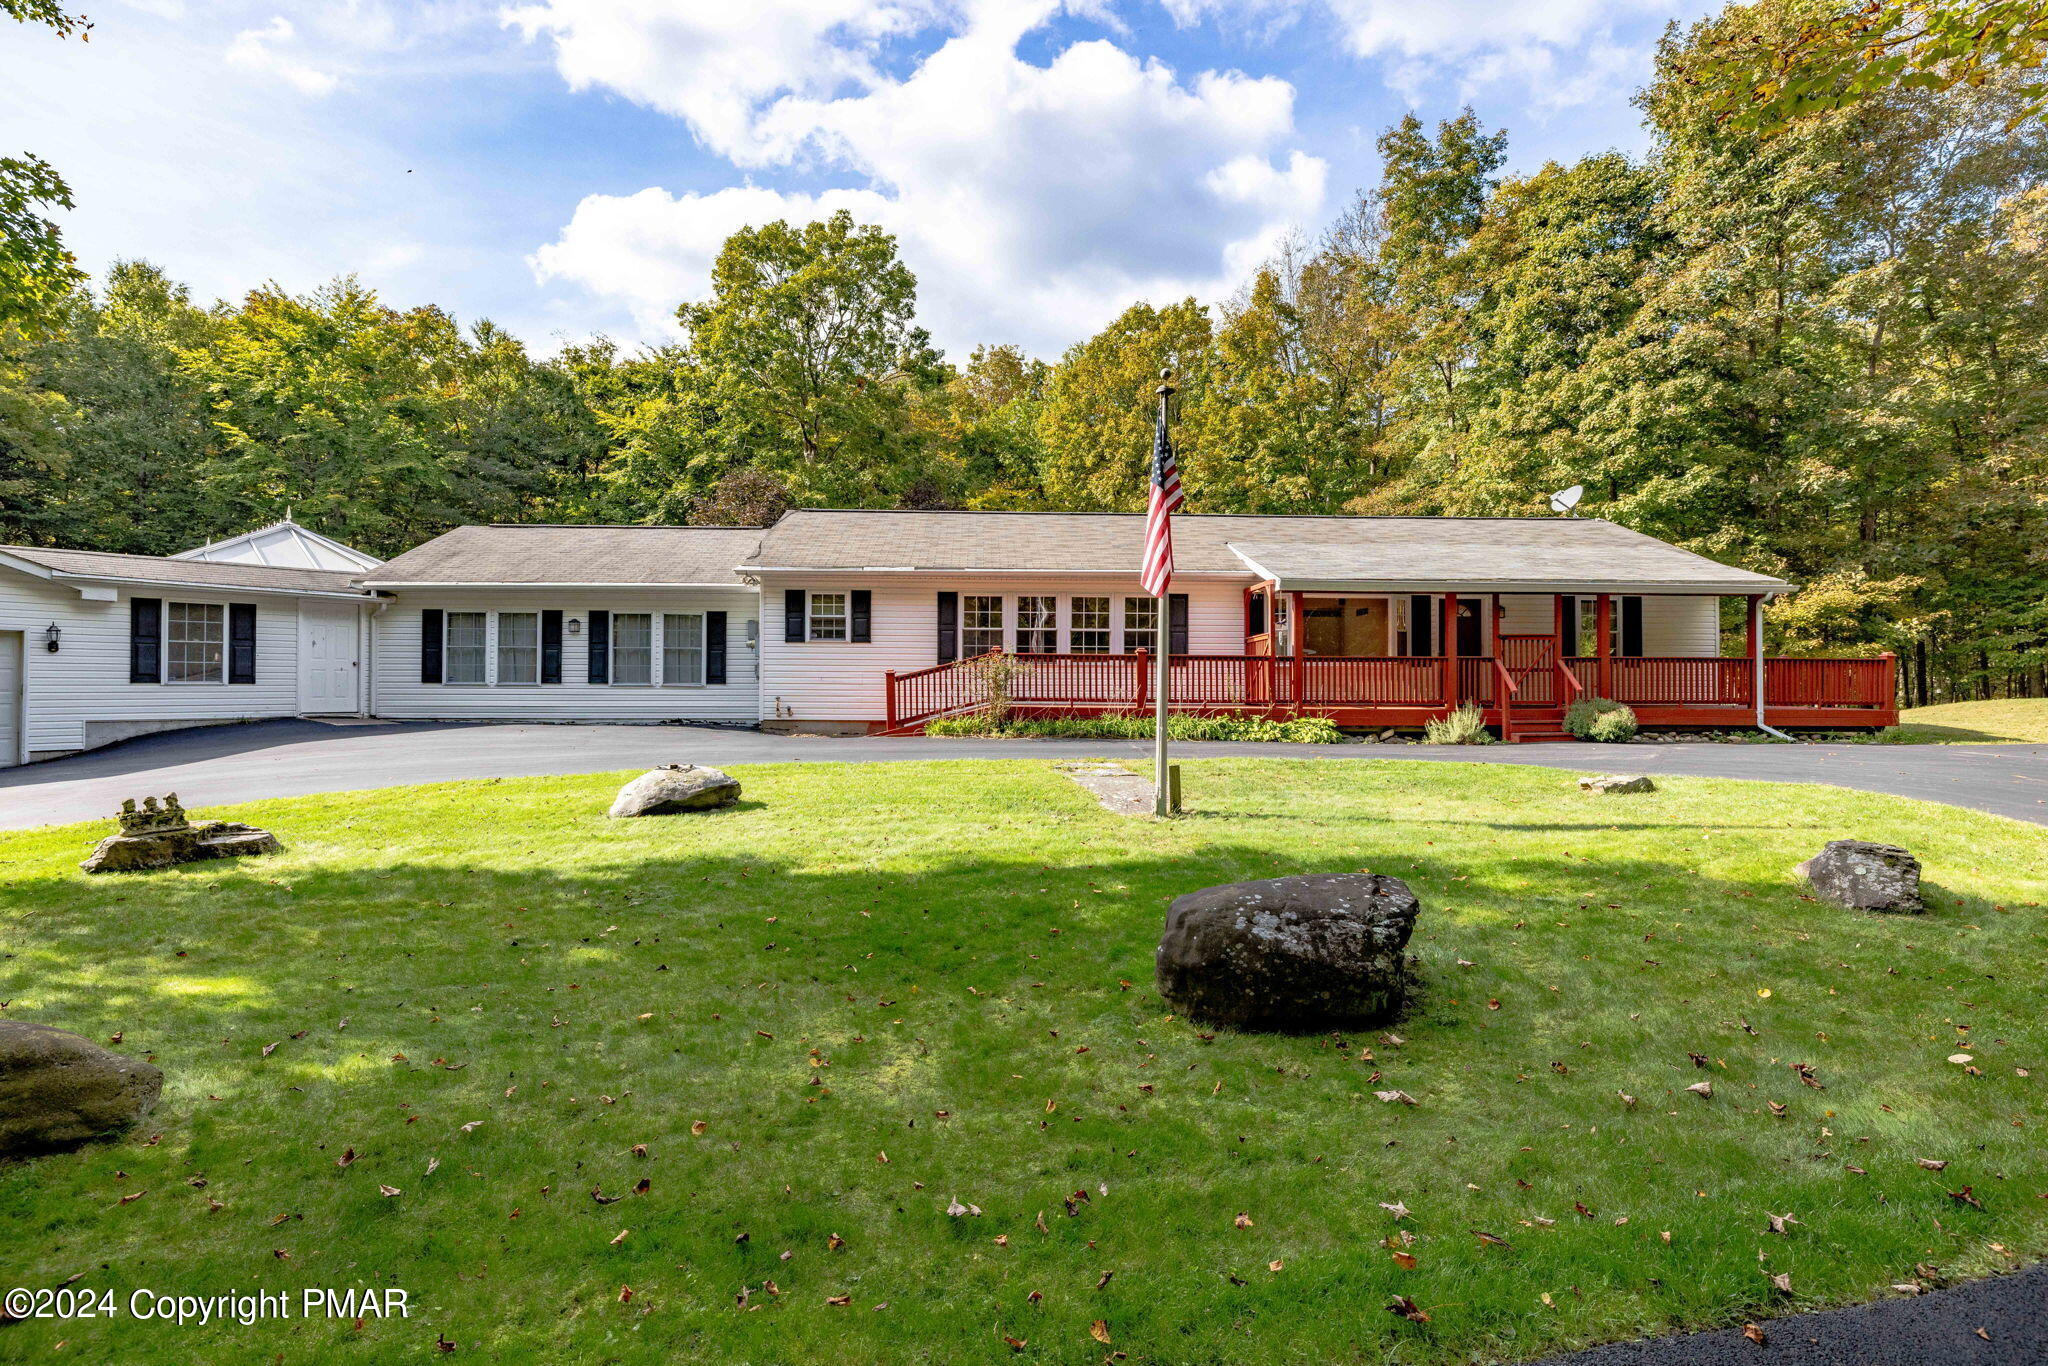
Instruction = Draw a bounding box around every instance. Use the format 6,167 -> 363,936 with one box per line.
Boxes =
1154,370 -> 1175,818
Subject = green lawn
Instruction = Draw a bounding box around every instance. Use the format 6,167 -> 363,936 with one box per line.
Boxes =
1887,698 -> 2048,743
2,760 -> 2045,1365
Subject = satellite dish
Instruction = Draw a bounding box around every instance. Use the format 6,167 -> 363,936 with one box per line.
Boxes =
1548,484 -> 1584,516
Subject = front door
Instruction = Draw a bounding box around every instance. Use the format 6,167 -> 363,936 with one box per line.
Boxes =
298,602 -> 360,714
1455,600 -> 1483,657
0,631 -> 20,767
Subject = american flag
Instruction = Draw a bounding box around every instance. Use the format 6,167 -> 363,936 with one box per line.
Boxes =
1140,396 -> 1182,598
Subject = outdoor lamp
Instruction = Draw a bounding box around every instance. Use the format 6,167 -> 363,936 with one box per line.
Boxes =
43,622 -> 60,653
567,618 -> 581,635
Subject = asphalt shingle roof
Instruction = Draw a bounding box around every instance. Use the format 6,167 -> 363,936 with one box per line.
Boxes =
361,525 -> 768,586
1,545 -> 370,594
742,511 -> 1795,593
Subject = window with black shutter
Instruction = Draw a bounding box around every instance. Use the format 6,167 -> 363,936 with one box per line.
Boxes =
228,603 -> 257,684
784,589 -> 805,643
1408,594 -> 1433,656
419,608 -> 443,684
130,597 -> 163,683
1168,593 -> 1189,655
587,610 -> 610,684
706,611 -> 727,685
540,610 -> 563,684
936,591 -> 957,663
850,589 -> 871,643
1621,596 -> 1644,657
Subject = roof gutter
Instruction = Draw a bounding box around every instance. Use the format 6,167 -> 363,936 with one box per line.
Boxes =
355,580 -> 753,590
48,572 -> 377,601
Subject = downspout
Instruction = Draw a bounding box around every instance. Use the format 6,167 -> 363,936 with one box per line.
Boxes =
367,599 -> 390,720
1754,591 -> 1794,742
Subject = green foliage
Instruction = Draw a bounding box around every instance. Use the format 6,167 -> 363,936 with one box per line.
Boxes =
1038,298 -> 1209,509
0,153 -> 83,333
1423,701 -> 1495,745
924,711 -> 1344,742
1677,0 -> 2048,132
1565,696 -> 1639,742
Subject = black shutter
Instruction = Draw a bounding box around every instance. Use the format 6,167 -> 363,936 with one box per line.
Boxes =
705,611 -> 727,685
1409,594 -> 1433,656
1168,593 -> 1189,655
1621,596 -> 1644,657
784,589 -> 805,643
850,589 -> 872,643
130,597 -> 162,683
936,591 -> 958,663
587,610 -> 610,684
540,610 -> 563,684
1248,593 -> 1266,637
420,608 -> 443,684
228,603 -> 257,684
1561,596 -> 1579,656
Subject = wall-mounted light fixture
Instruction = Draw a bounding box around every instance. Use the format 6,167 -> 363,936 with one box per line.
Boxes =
43,622 -> 61,653
566,618 -> 582,635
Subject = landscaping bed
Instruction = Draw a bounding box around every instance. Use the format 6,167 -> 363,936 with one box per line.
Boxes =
1,760 -> 2043,1364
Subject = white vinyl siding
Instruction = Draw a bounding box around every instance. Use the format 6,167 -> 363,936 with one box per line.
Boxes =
755,574 -> 1247,724
165,602 -> 225,683
0,570 -> 327,757
663,613 -> 705,686
371,589 -> 759,723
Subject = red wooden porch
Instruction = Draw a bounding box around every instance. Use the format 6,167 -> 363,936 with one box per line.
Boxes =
883,589 -> 1897,741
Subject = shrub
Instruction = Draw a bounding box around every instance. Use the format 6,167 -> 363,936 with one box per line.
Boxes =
1565,697 -> 1638,742
1423,702 -> 1494,745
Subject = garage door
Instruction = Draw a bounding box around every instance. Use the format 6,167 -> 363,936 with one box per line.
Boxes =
0,632 -> 20,768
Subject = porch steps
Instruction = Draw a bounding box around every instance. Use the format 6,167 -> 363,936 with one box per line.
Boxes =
1506,707 -> 1572,744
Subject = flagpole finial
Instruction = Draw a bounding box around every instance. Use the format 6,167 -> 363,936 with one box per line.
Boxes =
1157,367 -> 1175,397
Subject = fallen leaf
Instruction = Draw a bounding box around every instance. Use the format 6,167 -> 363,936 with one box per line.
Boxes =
1374,1089 -> 1417,1106
1387,1294 -> 1430,1324
378,1185 -> 402,1198
1234,1212 -> 1254,1229
1743,1323 -> 1767,1346
1686,1081 -> 1713,1099
336,1148 -> 357,1168
1089,1320 -> 1111,1344
1391,1250 -> 1418,1270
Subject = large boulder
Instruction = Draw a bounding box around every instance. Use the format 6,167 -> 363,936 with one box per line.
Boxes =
0,1021 -> 164,1158
1156,874 -> 1419,1031
1795,839 -> 1923,913
81,794 -> 280,874
608,764 -> 742,818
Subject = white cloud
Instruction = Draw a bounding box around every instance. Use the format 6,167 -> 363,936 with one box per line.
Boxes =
225,15 -> 342,95
521,2 -> 1328,358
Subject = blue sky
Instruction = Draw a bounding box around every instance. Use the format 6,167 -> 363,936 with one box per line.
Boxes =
1,0 -> 1715,360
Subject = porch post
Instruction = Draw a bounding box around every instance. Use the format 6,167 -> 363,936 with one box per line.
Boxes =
1746,594 -> 1763,711
1442,593 -> 1460,709
1290,590 -> 1306,715
1595,593 -> 1612,698
885,670 -> 898,732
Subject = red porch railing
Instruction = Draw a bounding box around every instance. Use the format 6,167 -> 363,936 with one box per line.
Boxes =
886,651 -> 1896,733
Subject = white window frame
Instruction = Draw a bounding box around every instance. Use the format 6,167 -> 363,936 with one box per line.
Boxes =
611,612 -> 654,686
961,594 -> 1004,655
496,611 -> 540,686
663,612 -> 705,687
1016,595 -> 1057,654
1121,597 -> 1159,655
444,611 -> 487,685
808,592 -> 848,642
164,601 -> 226,685
1069,596 -> 1110,654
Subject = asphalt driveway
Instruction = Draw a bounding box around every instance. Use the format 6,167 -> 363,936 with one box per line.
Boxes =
3,718 -> 2045,830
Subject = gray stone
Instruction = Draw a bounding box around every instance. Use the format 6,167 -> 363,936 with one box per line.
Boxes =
1578,773 -> 1657,795
81,795 -> 281,874
1795,839 -> 1923,913
1155,874 -> 1419,1032
0,1020 -> 163,1158
608,764 -> 742,818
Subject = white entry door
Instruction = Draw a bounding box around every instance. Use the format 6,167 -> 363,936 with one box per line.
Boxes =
0,631 -> 20,767
298,603 -> 361,714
